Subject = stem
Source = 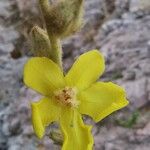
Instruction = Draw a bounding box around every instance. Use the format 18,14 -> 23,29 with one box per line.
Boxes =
39,0 -> 49,14
49,35 -> 62,69
39,0 -> 63,69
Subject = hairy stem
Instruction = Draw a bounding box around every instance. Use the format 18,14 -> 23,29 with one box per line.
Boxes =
49,35 -> 62,69
39,0 -> 63,69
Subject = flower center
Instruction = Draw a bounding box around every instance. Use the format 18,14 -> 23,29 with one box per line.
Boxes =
54,87 -> 79,108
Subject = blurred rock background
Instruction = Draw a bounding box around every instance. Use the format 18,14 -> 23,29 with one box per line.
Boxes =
0,0 -> 150,149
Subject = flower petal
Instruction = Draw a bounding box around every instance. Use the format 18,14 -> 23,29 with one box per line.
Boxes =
65,50 -> 105,91
78,82 -> 129,122
24,57 -> 65,96
31,97 -> 60,138
60,108 -> 93,150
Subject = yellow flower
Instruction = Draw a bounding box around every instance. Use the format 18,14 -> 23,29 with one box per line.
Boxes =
24,50 -> 128,150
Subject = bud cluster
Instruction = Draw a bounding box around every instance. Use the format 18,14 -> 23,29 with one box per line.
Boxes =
30,0 -> 84,67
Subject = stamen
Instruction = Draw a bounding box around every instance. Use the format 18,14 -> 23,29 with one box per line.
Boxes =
54,87 -> 79,108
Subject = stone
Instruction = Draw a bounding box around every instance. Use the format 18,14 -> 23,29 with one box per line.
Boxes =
123,70 -> 136,80
0,1 -> 10,18
2,122 -> 11,136
9,118 -> 22,135
121,78 -> 150,108
0,134 -> 7,150
136,122 -> 150,136
22,125 -> 33,136
8,145 -> 21,150
130,0 -> 150,12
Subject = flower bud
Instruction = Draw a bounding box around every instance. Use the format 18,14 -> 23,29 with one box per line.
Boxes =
30,25 -> 52,58
39,0 -> 84,38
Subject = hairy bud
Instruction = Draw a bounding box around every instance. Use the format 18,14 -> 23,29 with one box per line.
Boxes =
30,26 -> 52,58
39,0 -> 84,38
